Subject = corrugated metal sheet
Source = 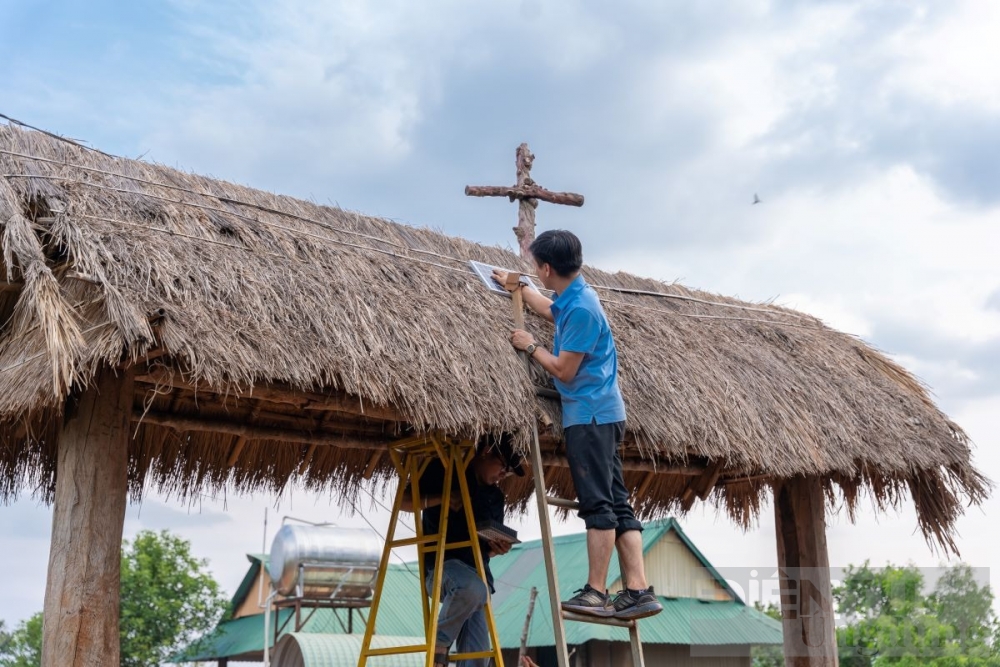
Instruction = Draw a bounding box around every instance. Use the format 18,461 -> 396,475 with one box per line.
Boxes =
272,633 -> 427,667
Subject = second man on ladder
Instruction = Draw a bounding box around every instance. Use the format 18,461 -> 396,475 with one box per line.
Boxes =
494,229 -> 664,621
400,435 -> 525,666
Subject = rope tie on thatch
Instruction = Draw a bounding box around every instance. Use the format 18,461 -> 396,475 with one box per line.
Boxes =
0,150 -> 458,263
38,207 -> 826,330
0,113 -> 113,157
1,152 -> 812,317
3,154 -> 825,330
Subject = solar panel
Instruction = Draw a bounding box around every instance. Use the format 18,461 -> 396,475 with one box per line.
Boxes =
476,519 -> 521,545
469,260 -> 538,297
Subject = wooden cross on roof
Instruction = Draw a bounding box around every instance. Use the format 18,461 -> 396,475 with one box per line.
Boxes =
465,143 -> 584,259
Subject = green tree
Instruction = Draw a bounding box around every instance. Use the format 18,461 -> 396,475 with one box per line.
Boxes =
752,601 -> 784,667
0,530 -> 227,667
0,613 -> 42,667
119,530 -> 228,667
930,564 -> 995,650
834,562 -> 1000,667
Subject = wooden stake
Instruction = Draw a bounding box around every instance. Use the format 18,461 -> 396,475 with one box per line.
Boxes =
42,367 -> 135,667
518,586 -> 538,665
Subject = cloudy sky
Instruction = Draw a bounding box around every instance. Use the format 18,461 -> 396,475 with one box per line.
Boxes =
2,0 -> 999,634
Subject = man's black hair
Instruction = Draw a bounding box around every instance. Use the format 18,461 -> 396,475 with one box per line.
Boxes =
529,230 -> 583,277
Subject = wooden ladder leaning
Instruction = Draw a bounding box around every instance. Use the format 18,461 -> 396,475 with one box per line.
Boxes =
508,274 -> 647,667
358,434 -> 505,667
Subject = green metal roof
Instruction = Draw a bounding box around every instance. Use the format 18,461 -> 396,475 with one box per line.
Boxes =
486,518 -> 779,647
175,519 -> 781,661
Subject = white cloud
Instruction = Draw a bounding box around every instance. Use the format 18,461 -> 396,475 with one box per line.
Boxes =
889,2 -> 1000,111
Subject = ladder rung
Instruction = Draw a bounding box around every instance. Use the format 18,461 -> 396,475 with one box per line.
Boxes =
363,643 -> 428,656
390,535 -> 440,547
451,650 -> 500,660
561,610 -> 636,628
546,496 -> 580,510
419,540 -> 473,552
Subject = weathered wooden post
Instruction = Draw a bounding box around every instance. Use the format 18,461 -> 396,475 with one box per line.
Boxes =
773,476 -> 839,667
465,142 -> 584,260
42,367 -> 135,667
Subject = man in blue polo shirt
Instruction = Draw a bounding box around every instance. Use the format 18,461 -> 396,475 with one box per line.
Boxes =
493,230 -> 663,621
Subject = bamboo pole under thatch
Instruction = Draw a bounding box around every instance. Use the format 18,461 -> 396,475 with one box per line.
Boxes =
0,122 -> 990,553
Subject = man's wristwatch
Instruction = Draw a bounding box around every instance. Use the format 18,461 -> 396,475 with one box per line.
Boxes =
525,343 -> 538,356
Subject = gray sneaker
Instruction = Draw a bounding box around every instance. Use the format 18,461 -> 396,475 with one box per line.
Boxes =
561,584 -> 615,617
613,586 -> 664,620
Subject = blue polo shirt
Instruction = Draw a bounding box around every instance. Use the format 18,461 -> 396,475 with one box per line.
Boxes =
549,275 -> 626,427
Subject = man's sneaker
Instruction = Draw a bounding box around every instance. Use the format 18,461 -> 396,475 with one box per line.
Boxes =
561,584 -> 615,617
613,586 -> 664,620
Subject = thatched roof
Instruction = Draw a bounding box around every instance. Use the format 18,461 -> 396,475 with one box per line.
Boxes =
0,123 -> 988,551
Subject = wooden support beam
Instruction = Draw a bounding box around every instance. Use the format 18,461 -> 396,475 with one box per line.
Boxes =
635,471 -> 656,500
226,436 -> 249,467
680,460 -> 724,511
133,409 -> 388,450
134,408 -> 697,479
226,404 -> 260,467
134,369 -> 401,422
539,453 -> 703,475
42,368 -> 134,667
463,185 -> 584,208
773,476 -> 838,667
362,451 -> 382,479
0,281 -> 24,292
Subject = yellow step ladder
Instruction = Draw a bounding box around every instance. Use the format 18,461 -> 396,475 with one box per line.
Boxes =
358,434 -> 505,667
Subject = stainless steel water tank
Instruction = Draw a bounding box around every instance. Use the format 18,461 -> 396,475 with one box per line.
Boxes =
268,524 -> 382,599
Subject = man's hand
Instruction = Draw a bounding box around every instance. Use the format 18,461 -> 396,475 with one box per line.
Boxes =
488,539 -> 513,557
491,268 -> 518,292
520,656 -> 541,666
510,329 -> 535,351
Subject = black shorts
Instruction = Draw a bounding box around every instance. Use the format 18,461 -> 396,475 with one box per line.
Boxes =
564,420 -> 642,536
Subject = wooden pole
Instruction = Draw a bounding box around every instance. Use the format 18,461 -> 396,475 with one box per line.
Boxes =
507,277 -> 571,667
773,476 -> 838,667
514,144 -> 537,260
42,367 -> 135,667
518,586 -> 538,665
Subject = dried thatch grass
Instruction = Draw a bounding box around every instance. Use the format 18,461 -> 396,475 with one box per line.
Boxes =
0,123 -> 989,552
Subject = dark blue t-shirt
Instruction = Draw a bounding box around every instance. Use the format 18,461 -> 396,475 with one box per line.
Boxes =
410,459 -> 504,593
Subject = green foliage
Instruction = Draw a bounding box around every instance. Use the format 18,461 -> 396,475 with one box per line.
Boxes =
834,561 -> 1000,667
0,530 -> 226,667
752,601 -> 784,667
0,613 -> 42,667
119,530 -> 228,667
930,564 -> 996,650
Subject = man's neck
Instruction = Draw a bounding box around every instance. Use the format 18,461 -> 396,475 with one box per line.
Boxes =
549,272 -> 579,295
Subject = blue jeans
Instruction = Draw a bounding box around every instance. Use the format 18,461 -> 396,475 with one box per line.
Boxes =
425,560 -> 490,667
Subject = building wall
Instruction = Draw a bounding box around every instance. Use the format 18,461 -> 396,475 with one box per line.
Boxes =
233,567 -> 286,619
610,531 -> 732,601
